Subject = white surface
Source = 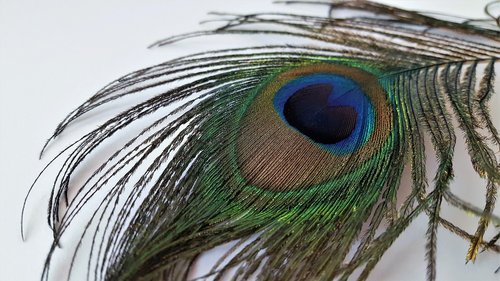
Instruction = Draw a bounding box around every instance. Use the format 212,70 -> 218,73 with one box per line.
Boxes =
0,1 -> 499,280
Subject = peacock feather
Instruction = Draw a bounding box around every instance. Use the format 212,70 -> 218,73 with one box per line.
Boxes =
23,1 -> 500,280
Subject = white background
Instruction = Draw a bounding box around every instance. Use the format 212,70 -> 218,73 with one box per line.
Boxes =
0,1 -> 499,280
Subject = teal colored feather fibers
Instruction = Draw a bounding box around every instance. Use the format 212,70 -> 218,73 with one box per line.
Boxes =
22,1 -> 500,281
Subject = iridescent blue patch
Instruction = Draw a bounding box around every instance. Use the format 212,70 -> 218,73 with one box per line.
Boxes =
273,73 -> 375,155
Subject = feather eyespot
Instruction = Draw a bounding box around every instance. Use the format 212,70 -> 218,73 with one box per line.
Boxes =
236,64 -> 391,190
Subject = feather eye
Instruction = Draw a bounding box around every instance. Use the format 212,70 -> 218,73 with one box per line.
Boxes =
23,1 -> 500,281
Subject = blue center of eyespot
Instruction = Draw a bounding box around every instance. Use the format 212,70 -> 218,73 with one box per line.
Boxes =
283,83 -> 357,144
273,73 -> 375,155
